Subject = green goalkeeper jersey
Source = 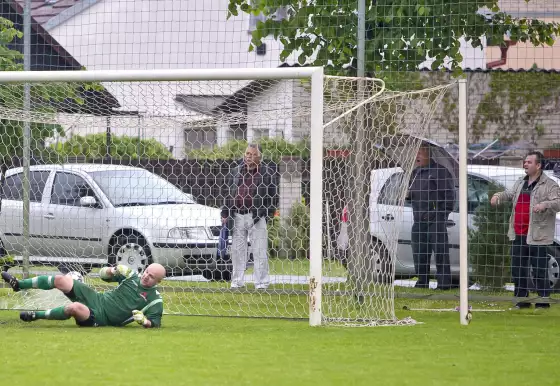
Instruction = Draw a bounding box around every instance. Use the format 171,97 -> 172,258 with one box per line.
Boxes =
100,269 -> 163,327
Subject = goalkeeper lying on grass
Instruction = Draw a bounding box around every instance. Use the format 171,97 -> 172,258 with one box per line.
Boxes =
1,263 -> 165,328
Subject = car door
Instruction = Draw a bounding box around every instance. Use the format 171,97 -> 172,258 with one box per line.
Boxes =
373,169 -> 416,274
447,175 -> 490,270
40,171 -> 107,260
0,170 -> 52,257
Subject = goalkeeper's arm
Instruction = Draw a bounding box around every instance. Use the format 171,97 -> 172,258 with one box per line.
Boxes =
99,265 -> 135,282
133,307 -> 163,328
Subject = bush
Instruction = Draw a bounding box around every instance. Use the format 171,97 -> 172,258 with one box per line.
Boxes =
186,137 -> 310,162
51,133 -> 173,160
268,198 -> 310,259
468,183 -> 513,288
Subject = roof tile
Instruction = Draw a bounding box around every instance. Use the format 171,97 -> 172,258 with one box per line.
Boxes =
15,0 -> 80,25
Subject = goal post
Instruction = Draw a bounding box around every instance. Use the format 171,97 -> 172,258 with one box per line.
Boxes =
0,67 -> 455,327
308,68 -> 324,327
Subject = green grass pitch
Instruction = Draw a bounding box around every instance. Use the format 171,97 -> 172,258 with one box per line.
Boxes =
0,301 -> 558,386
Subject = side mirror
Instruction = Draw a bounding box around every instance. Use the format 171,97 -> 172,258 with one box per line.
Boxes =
80,196 -> 97,207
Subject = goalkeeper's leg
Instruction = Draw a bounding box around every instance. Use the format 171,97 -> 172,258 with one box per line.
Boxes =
20,302 -> 95,325
3,272 -> 102,325
1,271 -> 75,293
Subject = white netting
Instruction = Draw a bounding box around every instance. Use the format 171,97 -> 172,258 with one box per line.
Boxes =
0,73 -> 453,326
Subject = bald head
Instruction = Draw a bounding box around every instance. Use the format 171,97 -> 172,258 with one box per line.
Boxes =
140,263 -> 166,288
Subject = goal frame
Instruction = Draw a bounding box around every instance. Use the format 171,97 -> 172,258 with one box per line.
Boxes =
0,66 -> 327,326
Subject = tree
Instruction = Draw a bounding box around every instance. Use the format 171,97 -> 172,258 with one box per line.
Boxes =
468,183 -> 512,289
227,1 -> 559,77
51,133 -> 172,160
0,17 -> 102,159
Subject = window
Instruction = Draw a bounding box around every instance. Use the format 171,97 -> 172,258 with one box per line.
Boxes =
185,128 -> 217,150
88,169 -> 194,207
229,123 -> 247,141
2,173 -> 22,201
378,172 -> 410,207
256,43 -> 267,55
1,171 -> 50,202
467,176 -> 490,213
51,172 -> 96,207
252,127 -> 270,140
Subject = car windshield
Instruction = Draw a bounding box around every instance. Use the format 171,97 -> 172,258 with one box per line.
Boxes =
88,169 -> 195,207
490,173 -> 526,190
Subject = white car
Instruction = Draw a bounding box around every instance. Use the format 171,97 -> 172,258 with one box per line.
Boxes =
338,146 -> 560,290
0,164 -> 230,280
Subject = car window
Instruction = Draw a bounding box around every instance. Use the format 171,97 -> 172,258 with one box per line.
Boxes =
51,172 -> 97,207
467,176 -> 490,213
1,171 -> 50,202
378,172 -> 411,207
88,169 -> 195,207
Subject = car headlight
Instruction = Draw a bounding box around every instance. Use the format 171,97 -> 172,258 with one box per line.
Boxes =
168,227 -> 208,239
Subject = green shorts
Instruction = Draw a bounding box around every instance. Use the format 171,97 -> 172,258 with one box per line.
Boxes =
66,280 -> 108,327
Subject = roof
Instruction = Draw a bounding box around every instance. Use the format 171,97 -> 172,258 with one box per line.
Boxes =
174,95 -> 227,117
211,63 -> 300,114
0,1 -> 120,114
418,67 -> 560,74
14,0 -> 81,25
7,163 -> 146,175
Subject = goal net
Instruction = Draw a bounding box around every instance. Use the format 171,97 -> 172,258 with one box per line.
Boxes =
0,69 -> 453,327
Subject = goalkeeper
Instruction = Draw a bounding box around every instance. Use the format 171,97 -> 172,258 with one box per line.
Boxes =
1,263 -> 165,328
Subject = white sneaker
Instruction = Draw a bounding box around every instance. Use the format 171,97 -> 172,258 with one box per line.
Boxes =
255,285 -> 269,290
231,283 -> 245,289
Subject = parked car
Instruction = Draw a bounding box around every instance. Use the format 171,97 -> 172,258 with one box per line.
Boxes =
0,164 -> 232,280
338,143 -> 560,290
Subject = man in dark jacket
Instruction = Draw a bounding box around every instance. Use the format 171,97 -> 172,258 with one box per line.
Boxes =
221,143 -> 278,289
408,145 -> 455,289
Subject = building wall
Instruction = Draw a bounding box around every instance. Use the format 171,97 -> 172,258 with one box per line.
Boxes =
484,1 -> 560,70
423,71 -> 560,157
49,0 -> 289,71
247,80 -> 294,142
47,0 -> 293,158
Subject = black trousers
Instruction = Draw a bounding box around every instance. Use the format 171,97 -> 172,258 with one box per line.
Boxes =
411,220 -> 452,288
511,235 -> 550,298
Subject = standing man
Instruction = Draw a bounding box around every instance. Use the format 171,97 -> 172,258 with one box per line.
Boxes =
222,143 -> 278,289
491,151 -> 560,309
408,145 -> 456,289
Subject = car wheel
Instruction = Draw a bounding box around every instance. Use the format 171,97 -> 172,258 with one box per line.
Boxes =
347,237 -> 393,286
546,247 -> 560,290
529,246 -> 560,291
110,234 -> 151,275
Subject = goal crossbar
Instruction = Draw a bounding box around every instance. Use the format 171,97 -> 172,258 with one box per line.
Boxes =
0,67 -> 324,83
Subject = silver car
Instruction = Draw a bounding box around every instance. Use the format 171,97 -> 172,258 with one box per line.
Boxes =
0,164 -> 230,280
338,144 -> 560,290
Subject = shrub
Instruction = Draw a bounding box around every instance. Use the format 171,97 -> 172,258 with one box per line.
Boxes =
468,183 -> 513,289
51,133 -> 172,160
186,137 -> 310,162
268,198 -> 310,259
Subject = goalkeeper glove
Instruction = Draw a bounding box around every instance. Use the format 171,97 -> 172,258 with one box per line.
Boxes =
132,310 -> 149,327
114,264 -> 134,278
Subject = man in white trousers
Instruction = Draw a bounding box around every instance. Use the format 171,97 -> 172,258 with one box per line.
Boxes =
221,144 -> 279,289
